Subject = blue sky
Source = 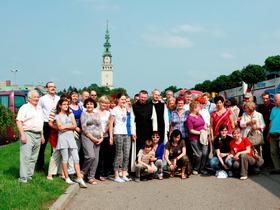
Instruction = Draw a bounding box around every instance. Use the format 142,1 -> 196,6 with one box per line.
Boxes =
1,0 -> 280,96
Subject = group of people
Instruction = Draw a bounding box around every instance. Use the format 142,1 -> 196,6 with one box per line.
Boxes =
16,81 -> 280,188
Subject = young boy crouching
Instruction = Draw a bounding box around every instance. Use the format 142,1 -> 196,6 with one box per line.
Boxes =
135,140 -> 157,182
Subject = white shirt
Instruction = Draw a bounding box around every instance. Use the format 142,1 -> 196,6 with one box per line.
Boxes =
111,106 -> 128,135
38,94 -> 60,122
199,109 -> 210,126
184,103 -> 190,111
97,109 -> 111,136
240,111 -> 265,137
16,103 -> 44,132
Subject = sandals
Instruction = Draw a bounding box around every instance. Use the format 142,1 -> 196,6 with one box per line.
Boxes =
88,178 -> 97,185
181,174 -> 188,179
99,176 -> 106,181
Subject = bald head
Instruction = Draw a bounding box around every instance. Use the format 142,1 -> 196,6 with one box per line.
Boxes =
275,93 -> 280,107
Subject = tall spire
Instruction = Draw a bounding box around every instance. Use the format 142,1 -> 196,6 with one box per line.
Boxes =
103,20 -> 112,57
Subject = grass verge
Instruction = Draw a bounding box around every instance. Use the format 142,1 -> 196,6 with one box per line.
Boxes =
0,141 -> 67,210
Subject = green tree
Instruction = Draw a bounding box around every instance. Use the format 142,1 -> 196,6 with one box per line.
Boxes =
228,70 -> 242,89
161,85 -> 182,96
241,64 -> 266,86
265,55 -> 280,73
211,75 -> 230,92
194,80 -> 212,92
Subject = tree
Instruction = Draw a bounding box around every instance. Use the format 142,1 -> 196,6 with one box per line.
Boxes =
211,75 -> 230,92
194,80 -> 212,92
161,85 -> 182,96
265,55 -> 280,73
241,64 -> 266,86
227,70 -> 242,89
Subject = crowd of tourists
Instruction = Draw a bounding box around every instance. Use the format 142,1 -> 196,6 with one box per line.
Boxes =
16,81 -> 280,187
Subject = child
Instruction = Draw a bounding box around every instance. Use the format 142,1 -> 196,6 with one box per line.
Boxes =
135,140 -> 157,182
151,131 -> 164,180
55,98 -> 87,188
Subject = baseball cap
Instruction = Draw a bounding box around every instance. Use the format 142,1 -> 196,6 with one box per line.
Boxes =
244,92 -> 253,99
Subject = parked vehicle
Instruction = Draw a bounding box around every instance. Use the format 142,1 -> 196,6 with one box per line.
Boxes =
219,78 -> 280,105
0,91 -> 26,145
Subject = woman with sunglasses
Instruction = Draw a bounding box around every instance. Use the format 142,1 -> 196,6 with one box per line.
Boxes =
151,131 -> 164,180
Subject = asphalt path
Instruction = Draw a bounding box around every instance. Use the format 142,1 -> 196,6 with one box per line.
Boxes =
65,172 -> 280,210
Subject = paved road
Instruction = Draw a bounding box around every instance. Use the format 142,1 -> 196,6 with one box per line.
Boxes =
65,172 -> 280,210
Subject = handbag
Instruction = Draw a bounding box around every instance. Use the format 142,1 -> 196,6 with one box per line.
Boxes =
247,130 -> 264,146
199,130 -> 208,146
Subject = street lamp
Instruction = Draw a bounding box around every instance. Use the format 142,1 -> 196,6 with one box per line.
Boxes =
10,69 -> 19,85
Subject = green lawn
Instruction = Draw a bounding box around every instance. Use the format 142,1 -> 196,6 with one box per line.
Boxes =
0,141 -> 67,210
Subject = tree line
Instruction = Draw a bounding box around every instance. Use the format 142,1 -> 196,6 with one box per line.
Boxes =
59,55 -> 280,98
193,55 -> 280,93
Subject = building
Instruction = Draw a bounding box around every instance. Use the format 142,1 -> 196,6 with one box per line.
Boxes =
101,22 -> 113,89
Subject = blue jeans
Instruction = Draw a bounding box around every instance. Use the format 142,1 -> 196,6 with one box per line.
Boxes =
210,156 -> 233,171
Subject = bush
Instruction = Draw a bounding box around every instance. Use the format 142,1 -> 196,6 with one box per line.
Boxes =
0,105 -> 17,144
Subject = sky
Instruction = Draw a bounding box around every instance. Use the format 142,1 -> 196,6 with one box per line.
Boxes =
1,0 -> 280,96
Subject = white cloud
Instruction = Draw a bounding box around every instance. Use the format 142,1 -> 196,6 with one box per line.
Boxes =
143,34 -> 194,49
172,24 -> 205,33
220,52 -> 234,59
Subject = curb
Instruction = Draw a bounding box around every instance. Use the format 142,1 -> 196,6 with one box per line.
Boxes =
49,183 -> 80,210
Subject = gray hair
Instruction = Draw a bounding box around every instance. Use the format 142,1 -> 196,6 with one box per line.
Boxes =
28,90 -> 39,99
152,89 -> 161,95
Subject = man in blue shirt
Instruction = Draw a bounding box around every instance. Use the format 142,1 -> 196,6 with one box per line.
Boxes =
269,93 -> 280,174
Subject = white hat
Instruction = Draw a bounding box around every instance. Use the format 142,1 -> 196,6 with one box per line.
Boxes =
216,170 -> 228,179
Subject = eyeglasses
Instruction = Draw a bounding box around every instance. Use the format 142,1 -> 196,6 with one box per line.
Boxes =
91,94 -> 97,96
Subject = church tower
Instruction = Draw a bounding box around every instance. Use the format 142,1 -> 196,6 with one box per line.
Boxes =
101,21 -> 113,89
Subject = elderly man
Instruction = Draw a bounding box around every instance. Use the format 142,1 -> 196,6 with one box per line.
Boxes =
151,89 -> 169,144
165,90 -> 174,102
17,90 -> 45,183
37,82 -> 60,171
269,93 -> 280,174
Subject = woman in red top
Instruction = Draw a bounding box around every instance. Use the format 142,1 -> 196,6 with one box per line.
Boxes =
211,96 -> 235,140
230,128 -> 263,180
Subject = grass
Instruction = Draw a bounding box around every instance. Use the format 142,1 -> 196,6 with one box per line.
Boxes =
0,141 -> 68,210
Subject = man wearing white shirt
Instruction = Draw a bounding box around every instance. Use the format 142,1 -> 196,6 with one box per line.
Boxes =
37,82 -> 60,171
17,90 -> 45,183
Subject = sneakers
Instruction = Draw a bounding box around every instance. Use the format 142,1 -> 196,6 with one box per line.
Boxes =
158,173 -> 163,180
76,178 -> 87,188
227,171 -> 233,177
134,177 -> 140,182
65,177 -> 75,185
114,177 -> 125,183
192,170 -> 199,175
121,176 -> 130,182
27,177 -> 32,181
18,178 -> 28,183
240,176 -> 248,180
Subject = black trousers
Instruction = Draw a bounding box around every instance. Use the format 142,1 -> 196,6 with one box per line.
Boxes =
95,137 -> 115,178
36,122 -> 50,170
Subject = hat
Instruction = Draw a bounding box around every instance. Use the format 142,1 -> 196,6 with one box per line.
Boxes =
216,170 -> 228,179
244,92 -> 253,99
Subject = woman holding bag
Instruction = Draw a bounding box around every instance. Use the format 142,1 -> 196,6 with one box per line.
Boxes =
240,102 -> 265,146
186,101 -> 208,175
